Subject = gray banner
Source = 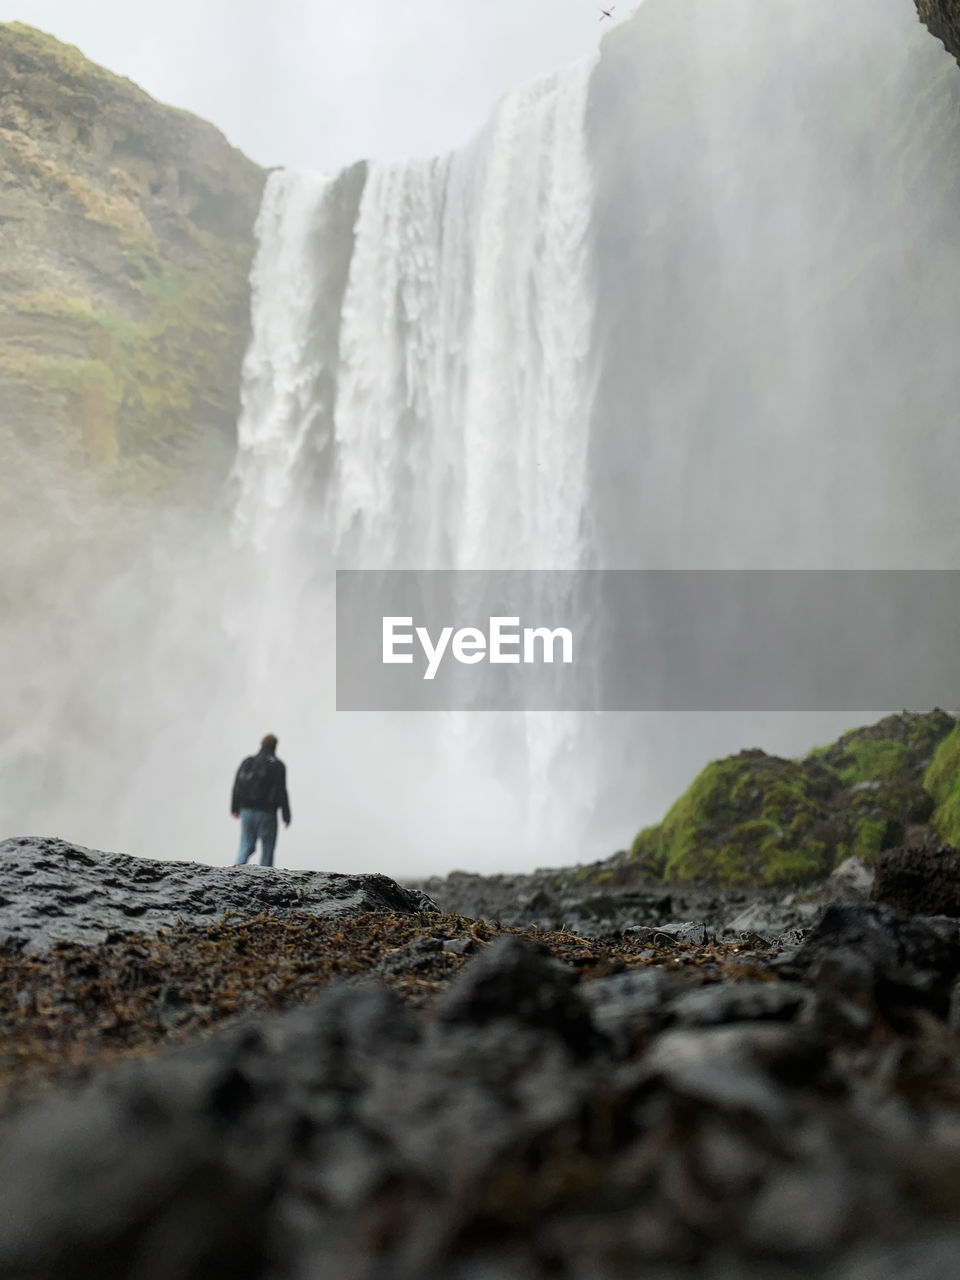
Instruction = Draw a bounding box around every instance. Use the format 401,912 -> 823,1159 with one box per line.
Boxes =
335,570 -> 960,711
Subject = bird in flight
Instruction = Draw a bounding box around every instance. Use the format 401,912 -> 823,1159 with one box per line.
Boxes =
599,5 -> 615,18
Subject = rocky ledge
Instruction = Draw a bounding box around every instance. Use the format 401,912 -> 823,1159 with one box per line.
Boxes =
0,893 -> 960,1277
0,840 -> 960,1275
0,836 -> 437,953
411,852 -> 876,941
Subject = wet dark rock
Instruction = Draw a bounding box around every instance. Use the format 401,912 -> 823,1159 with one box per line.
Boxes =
775,905 -> 960,1018
4,839 -> 960,1275
625,920 -> 708,946
442,937 -> 478,956
637,1023 -> 825,1123
744,1150 -> 854,1257
434,936 -> 600,1057
804,948 -> 877,1041
412,862 -> 867,946
833,1234 -> 960,1280
0,838 -> 438,953
668,981 -> 811,1028
376,936 -> 447,977
0,915 -> 959,1278
723,899 -> 823,942
825,857 -> 874,903
411,870 -> 722,938
581,968 -> 685,1054
873,845 -> 960,918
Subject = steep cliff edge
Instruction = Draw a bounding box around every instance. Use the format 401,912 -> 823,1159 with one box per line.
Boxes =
0,23 -> 265,490
917,0 -> 960,63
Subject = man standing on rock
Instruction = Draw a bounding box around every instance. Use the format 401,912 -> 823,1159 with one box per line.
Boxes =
231,734 -> 291,868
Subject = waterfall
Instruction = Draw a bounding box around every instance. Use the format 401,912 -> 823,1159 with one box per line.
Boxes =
233,169 -> 335,549
231,58 -> 600,863
236,59 -> 597,570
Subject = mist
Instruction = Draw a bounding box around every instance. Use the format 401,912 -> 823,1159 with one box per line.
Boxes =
2,0 -> 959,876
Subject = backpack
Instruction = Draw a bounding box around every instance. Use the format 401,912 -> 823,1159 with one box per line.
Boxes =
235,753 -> 280,810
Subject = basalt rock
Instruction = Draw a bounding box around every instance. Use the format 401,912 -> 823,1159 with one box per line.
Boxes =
434,935 -> 601,1057
2,926 -> 960,1278
0,836 -> 438,953
774,903 -> 960,1018
873,843 -> 960,917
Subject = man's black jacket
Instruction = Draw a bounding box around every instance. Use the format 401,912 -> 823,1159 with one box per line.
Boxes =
231,749 -> 291,823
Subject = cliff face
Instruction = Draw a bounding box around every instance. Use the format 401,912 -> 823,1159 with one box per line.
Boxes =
917,0 -> 960,63
0,23 -> 265,490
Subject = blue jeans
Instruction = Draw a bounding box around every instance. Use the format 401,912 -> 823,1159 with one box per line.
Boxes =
235,809 -> 278,867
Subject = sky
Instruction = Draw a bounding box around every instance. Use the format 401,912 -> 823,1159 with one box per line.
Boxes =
1,0 -> 629,171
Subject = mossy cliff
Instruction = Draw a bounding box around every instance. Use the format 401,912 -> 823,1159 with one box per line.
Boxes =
612,711 -> 956,887
0,23 -> 265,490
923,721 -> 960,843
917,1 -> 960,64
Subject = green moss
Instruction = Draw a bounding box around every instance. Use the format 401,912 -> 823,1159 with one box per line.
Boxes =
833,739 -> 910,785
5,232 -> 253,481
925,724 -> 960,844
0,130 -> 154,250
629,824 -> 668,878
2,22 -> 123,86
0,351 -> 121,461
627,711 -> 955,887
760,842 -> 827,884
0,21 -> 265,492
14,291 -> 140,345
116,241 -> 251,468
570,865 -> 619,887
628,750 -> 832,885
851,818 -> 888,862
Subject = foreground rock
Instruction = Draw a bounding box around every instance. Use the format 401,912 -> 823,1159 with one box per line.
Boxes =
2,911 -> 960,1279
0,912 -> 762,1114
873,842 -> 960,917
0,837 -> 436,953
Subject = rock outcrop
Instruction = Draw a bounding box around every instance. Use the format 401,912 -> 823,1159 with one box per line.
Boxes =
0,837 -> 437,953
917,0 -> 960,63
3,915 -> 960,1278
625,711 -> 954,885
0,23 -> 265,490
873,841 -> 960,916
413,712 -> 960,929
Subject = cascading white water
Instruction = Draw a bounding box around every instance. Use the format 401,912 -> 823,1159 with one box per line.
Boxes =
331,62 -> 596,572
232,58 -> 600,859
236,59 -> 596,569
234,170 -> 334,549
